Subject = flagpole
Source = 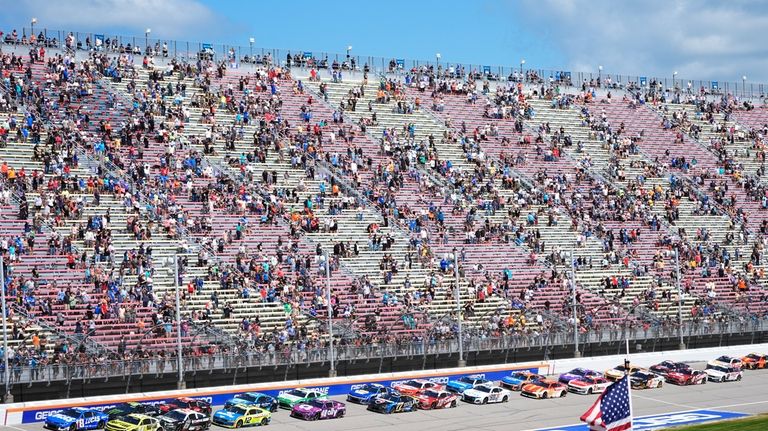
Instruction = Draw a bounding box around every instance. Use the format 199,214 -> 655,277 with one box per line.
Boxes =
625,337 -> 634,429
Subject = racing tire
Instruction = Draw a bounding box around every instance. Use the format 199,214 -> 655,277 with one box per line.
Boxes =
234,420 -> 243,428
97,421 -> 105,429
450,400 -> 457,408
270,405 -> 277,412
69,425 -> 76,431
658,382 -> 663,388
701,378 -> 706,385
587,388 -> 593,395
737,375 -> 742,381
560,391 -> 566,398
720,377 -> 725,383
336,410 -> 345,418
501,396 -> 508,403
482,398 -> 488,405
260,418 -> 269,426
431,402 -> 437,410
542,392 -> 548,399
312,413 -> 320,421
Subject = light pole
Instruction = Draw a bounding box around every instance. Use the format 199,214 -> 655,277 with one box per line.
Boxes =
346,45 -> 352,59
324,251 -> 336,377
570,250 -> 580,358
674,247 -> 686,350
145,28 -> 151,52
742,75 -> 747,98
1,257 -> 12,403
436,52 -> 441,72
249,37 -> 255,61
520,59 -> 526,80
672,71 -> 678,90
598,65 -> 603,84
454,252 -> 465,367
30,18 -> 37,42
174,255 -> 185,389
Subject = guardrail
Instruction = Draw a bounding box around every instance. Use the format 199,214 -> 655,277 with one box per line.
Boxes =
1,26 -> 765,99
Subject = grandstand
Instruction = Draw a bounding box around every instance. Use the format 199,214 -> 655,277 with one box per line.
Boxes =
0,26 -> 767,402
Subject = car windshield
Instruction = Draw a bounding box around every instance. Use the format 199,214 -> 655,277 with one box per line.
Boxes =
532,381 -> 551,388
361,384 -> 380,392
112,403 -> 133,411
224,405 -> 246,415
510,372 -> 528,379
59,409 -> 81,418
238,394 -> 258,402
746,354 -> 761,360
170,400 -> 189,408
164,411 -> 187,421
404,380 -> 421,387
381,394 -> 398,401
423,390 -> 441,398
287,390 -> 308,397
707,365 -> 729,373
716,356 -> 732,362
582,377 -> 598,383
121,416 -> 141,425
309,400 -> 326,408
569,368 -> 586,376
457,377 -> 474,384
474,386 -> 492,393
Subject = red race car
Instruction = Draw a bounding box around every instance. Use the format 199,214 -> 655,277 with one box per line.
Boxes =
415,389 -> 459,410
665,368 -> 707,386
392,379 -> 444,396
158,397 -> 212,415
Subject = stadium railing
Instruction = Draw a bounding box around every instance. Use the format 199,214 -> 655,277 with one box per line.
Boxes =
5,317 -> 765,385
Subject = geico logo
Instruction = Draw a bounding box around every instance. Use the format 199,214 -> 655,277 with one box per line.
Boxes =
349,384 -> 366,391
635,413 -> 721,427
36,410 -> 64,420
466,374 -> 486,379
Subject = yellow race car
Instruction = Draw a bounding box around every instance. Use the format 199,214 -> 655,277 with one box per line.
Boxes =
212,403 -> 271,428
604,364 -> 644,381
105,413 -> 161,431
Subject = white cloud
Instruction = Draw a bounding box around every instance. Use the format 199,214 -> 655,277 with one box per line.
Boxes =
519,0 -> 768,84
16,0 -> 223,39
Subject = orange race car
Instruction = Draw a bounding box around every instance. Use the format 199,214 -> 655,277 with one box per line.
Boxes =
741,353 -> 768,369
520,379 -> 568,399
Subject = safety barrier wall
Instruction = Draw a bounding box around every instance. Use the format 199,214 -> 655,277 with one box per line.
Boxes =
0,362 -> 548,425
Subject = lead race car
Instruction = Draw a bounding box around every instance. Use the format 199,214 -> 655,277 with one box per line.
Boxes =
346,383 -> 395,404
44,407 -> 110,431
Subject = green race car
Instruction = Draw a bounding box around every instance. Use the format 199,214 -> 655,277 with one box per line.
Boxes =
276,388 -> 327,409
105,413 -> 161,431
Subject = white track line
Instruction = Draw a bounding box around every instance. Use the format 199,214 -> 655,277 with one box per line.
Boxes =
631,394 -> 698,410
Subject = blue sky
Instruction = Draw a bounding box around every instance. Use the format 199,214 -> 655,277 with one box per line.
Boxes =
1,0 -> 765,86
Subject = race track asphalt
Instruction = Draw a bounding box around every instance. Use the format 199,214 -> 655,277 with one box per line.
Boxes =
10,362 -> 768,431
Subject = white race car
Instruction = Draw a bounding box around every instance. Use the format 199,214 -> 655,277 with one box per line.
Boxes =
705,365 -> 743,383
461,384 -> 513,404
567,375 -> 611,395
708,356 -> 743,370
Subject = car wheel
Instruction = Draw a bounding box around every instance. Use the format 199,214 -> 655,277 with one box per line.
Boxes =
431,402 -> 437,410
482,397 -> 488,404
720,377 -> 725,383
97,421 -> 105,429
69,425 -> 76,431
270,405 -> 277,412
542,392 -> 548,399
587,388 -> 593,395
502,396 -> 508,403
260,418 -> 269,426
560,391 -> 566,398
313,413 -> 320,421
234,420 -> 242,428
450,400 -> 457,408
336,410 -> 345,418
658,381 -> 663,388
737,375 -> 742,381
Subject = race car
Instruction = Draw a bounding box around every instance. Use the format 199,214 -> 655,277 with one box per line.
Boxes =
212,404 -> 271,428
500,371 -> 545,391
392,379 -> 444,396
741,353 -> 768,370
366,393 -> 419,414
346,383 -> 396,404
520,379 -> 568,399
104,403 -> 160,420
158,398 -> 211,415
557,368 -> 601,385
567,375 -> 611,395
665,368 -> 707,386
705,364 -> 743,383
44,407 -> 110,431
105,414 -> 161,431
649,361 -> 690,376
276,388 -> 327,409
604,364 -> 644,381
157,409 -> 210,431
709,355 -> 743,369
290,399 -> 346,420
415,389 -> 460,410
446,376 -> 490,393
630,371 -> 664,389
461,384 -> 513,404
223,392 -> 278,412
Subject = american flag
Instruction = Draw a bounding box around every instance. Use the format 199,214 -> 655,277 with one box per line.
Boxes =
580,375 -> 632,431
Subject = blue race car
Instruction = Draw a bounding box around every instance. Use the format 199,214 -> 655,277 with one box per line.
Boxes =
366,393 -> 419,414
346,383 -> 395,404
224,392 -> 278,412
44,407 -> 109,431
500,371 -> 545,391
446,376 -> 490,393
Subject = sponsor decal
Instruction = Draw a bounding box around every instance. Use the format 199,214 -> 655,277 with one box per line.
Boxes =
535,410 -> 750,431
